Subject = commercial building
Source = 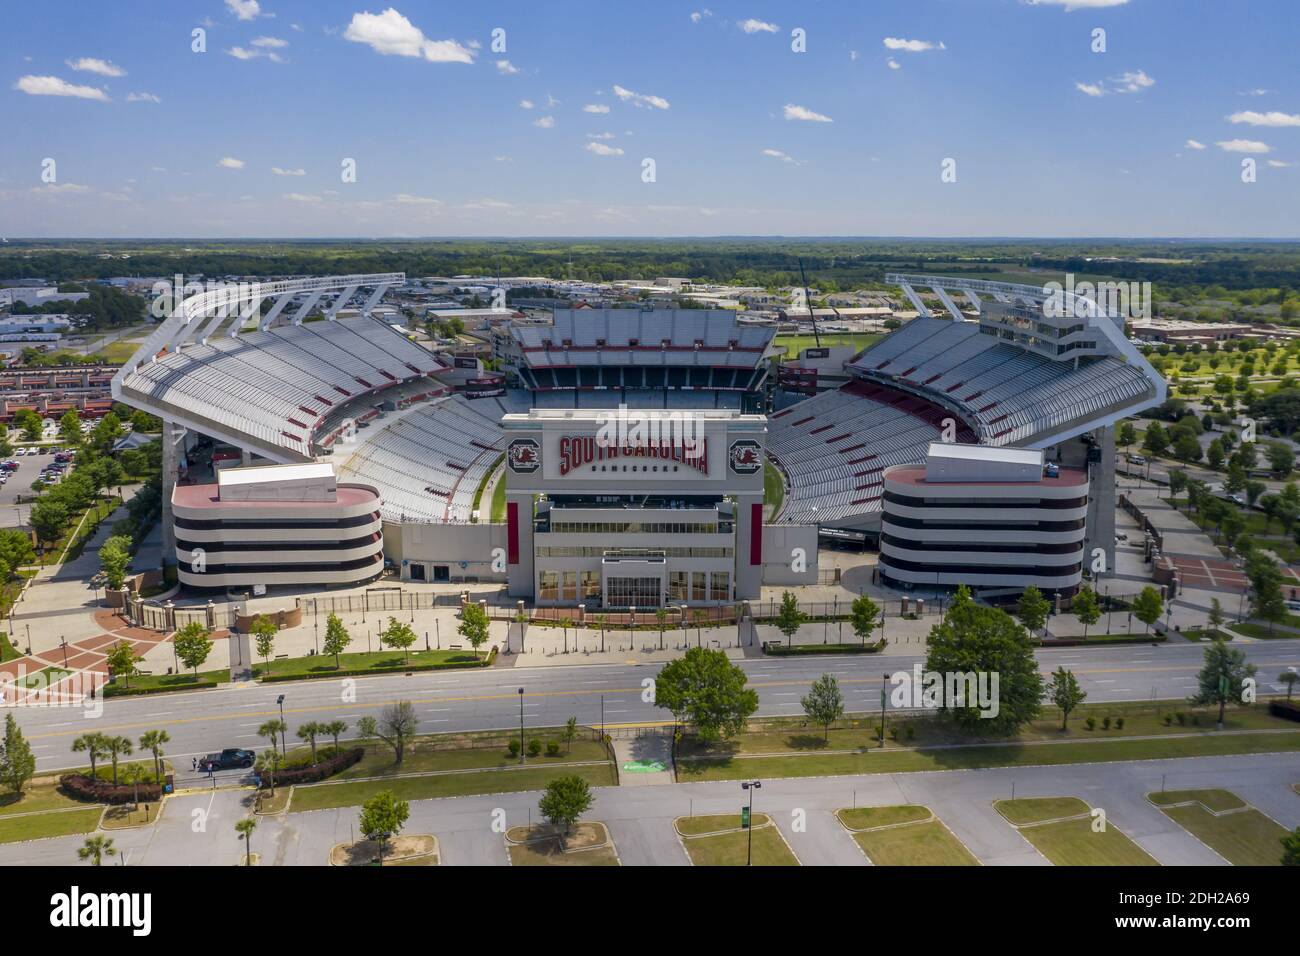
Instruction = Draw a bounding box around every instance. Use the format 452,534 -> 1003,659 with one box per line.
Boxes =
879,443 -> 1088,595
172,462 -> 384,590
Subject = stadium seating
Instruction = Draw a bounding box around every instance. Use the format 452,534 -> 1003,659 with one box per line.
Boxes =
118,318 -> 444,458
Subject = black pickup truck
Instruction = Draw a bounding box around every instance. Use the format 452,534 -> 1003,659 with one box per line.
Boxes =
197,749 -> 256,772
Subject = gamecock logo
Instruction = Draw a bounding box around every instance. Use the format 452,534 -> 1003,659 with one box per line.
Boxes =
507,439 -> 540,474
729,439 -> 762,475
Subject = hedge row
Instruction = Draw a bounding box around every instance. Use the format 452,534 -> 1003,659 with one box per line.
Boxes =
1040,634 -> 1168,648
763,641 -> 884,656
104,678 -> 222,698
261,747 -> 364,788
59,773 -> 163,805
1269,699 -> 1300,723
255,649 -> 496,683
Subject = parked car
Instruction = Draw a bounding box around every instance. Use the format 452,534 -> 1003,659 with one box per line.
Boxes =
197,749 -> 256,772
1126,454 -> 1146,465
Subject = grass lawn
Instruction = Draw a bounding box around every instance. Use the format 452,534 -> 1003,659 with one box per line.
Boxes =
506,823 -> 619,866
676,729 -> 1300,782
764,461 -> 784,514
675,814 -> 798,866
290,762 -> 616,812
995,797 -> 1158,866
1148,789 -> 1288,865
100,803 -> 158,830
774,333 -> 882,359
0,807 -> 104,844
491,469 -> 507,523
105,668 -> 227,696
252,648 -> 486,679
0,780 -> 91,818
837,806 -> 978,866
14,666 -> 71,690
470,453 -> 504,521
1228,622 -> 1297,640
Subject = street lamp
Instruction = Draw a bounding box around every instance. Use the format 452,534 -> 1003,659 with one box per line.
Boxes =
740,780 -> 762,866
276,694 -> 287,755
517,688 -> 525,764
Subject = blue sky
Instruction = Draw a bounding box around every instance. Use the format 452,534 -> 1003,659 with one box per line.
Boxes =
2,0 -> 1298,238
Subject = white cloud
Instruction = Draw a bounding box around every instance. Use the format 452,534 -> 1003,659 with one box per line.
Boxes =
251,36 -> 288,48
762,148 -> 800,164
583,103 -> 610,113
519,99 -> 534,109
739,19 -> 778,34
283,193 -> 321,202
13,75 -> 108,101
783,103 -> 832,123
218,156 -> 246,169
1113,70 -> 1154,93
546,93 -> 560,108
1267,160 -> 1297,168
1075,82 -> 1104,97
1228,110 -> 1300,128
227,46 -> 285,62
585,142 -> 624,156
533,115 -> 555,128
126,91 -> 161,103
886,57 -> 900,70
496,59 -> 520,75
1184,139 -> 1207,150
66,57 -> 125,77
612,84 -> 670,110
225,0 -> 261,21
1216,139 -> 1272,153
1021,0 -> 1129,9
391,193 -> 441,205
690,9 -> 712,23
883,37 -> 945,53
29,182 -> 91,195
1239,88 -> 1271,97
343,8 -> 475,64
586,132 -> 616,140
271,166 -> 307,176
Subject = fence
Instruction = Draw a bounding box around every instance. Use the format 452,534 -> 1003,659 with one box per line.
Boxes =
300,587 -> 510,616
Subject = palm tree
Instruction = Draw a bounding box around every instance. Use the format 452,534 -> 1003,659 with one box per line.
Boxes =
104,735 -> 133,786
1280,671 -> 1299,701
235,818 -> 257,866
138,729 -> 170,784
71,732 -> 108,781
78,835 -> 116,866
258,719 -> 287,757
321,719 -> 348,756
296,721 -> 321,764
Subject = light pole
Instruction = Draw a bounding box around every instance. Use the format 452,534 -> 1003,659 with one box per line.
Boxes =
741,780 -> 761,866
59,636 -> 68,668
276,694 -> 286,756
518,687 -> 525,763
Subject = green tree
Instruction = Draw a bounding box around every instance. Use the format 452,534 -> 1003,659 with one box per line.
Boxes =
71,732 -> 108,781
458,602 -> 491,659
537,774 -> 594,835
563,715 -> 578,754
321,719 -> 348,754
1277,671 -> 1298,701
1267,440 -> 1295,478
654,646 -> 759,741
1245,553 -> 1287,634
257,719 -> 287,758
1015,585 -> 1050,639
322,612 -> 352,669
774,591 -> 805,645
1117,421 -> 1137,452
102,734 -> 132,786
359,790 -> 410,864
1142,422 -> 1169,457
1282,827 -> 1300,867
1045,667 -> 1087,730
59,409 -> 83,446
296,721 -> 321,764
250,614 -> 277,670
78,835 -> 116,867
98,534 -> 132,590
235,817 -> 257,867
1167,468 -> 1187,502
1132,586 -> 1164,635
801,673 -> 845,741
1072,587 -> 1101,640
923,586 -> 1043,735
29,498 -> 69,550
1190,638 -> 1257,727
1208,598 -> 1226,639
173,621 -> 214,676
104,640 -> 143,689
138,729 -> 169,784
1,713 -> 37,794
14,409 -> 42,443
850,594 -> 880,646
255,747 -> 282,795
358,701 -> 418,765
379,616 -> 418,664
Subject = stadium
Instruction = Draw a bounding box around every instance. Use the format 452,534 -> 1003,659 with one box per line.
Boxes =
112,270 -> 1164,606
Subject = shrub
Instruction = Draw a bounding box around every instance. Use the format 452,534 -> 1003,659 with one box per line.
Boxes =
905,724 -> 915,741
507,739 -> 521,757
1116,716 -> 1125,730
59,773 -> 162,806
1102,716 -> 1111,730
259,747 -> 363,788
527,738 -> 542,757
1163,713 -> 1173,726
1175,711 -> 1187,726
546,740 -> 561,757
1268,699 -> 1300,723
1084,717 -> 1097,731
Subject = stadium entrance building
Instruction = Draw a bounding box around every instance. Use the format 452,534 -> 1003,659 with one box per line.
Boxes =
501,408 -> 768,607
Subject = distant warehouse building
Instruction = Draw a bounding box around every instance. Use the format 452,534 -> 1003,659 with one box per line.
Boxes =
879,443 -> 1089,597
173,462 -> 384,591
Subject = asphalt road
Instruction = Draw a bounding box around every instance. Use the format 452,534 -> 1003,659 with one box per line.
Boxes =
14,638 -> 1300,779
